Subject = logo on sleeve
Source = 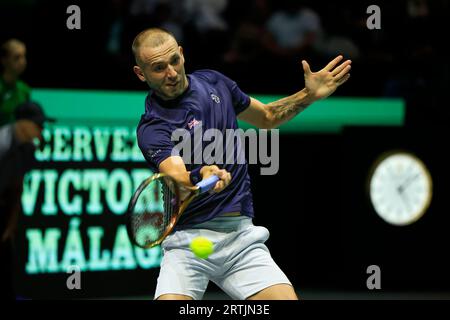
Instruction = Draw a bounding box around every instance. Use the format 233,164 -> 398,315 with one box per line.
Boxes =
210,93 -> 221,104
147,148 -> 162,159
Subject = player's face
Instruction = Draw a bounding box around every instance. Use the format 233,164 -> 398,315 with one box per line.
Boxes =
135,38 -> 188,100
2,43 -> 27,76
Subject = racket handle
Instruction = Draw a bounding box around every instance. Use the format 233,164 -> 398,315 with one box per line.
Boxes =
196,175 -> 220,194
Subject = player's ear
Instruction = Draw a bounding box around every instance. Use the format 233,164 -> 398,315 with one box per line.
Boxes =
133,65 -> 146,82
179,46 -> 184,57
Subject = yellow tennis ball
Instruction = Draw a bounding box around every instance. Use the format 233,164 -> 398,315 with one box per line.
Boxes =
190,236 -> 214,259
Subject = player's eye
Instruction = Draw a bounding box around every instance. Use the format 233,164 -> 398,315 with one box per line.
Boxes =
153,64 -> 165,72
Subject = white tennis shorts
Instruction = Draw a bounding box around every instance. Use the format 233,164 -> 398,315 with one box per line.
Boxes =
154,216 -> 292,300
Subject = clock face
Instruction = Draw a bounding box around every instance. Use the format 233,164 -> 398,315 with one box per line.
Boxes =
368,151 -> 433,226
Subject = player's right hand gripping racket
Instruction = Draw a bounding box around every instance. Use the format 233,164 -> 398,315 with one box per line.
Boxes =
126,173 -> 219,249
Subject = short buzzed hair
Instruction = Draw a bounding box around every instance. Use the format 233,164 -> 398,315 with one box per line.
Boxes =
132,28 -> 176,65
1,38 -> 26,59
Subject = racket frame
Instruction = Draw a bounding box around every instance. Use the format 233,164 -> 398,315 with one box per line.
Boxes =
126,173 -> 205,249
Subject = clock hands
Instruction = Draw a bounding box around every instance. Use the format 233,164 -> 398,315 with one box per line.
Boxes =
370,152 -> 432,226
384,166 -> 418,213
398,189 -> 412,212
397,173 -> 420,194
395,172 -> 422,214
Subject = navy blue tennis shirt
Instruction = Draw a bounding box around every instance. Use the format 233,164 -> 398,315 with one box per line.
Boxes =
137,70 -> 254,228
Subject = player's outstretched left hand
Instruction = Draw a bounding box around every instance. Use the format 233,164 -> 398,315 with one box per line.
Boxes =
302,55 -> 351,100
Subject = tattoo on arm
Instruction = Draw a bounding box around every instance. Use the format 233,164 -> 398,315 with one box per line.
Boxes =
266,90 -> 312,125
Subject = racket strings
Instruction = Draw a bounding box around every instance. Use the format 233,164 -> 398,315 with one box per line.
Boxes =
162,180 -> 173,230
126,174 -> 182,248
131,177 -> 180,247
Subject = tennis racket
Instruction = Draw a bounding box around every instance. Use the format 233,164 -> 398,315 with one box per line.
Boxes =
126,173 -> 219,249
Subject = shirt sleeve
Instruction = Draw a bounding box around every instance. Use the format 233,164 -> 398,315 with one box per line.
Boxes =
215,71 -> 251,115
137,121 -> 176,171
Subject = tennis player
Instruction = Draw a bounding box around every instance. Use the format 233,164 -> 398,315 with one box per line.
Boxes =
133,28 -> 351,300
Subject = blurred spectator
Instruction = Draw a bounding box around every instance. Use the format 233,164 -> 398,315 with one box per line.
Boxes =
129,0 -> 163,16
180,0 -> 230,69
263,2 -> 322,58
0,0 -> 447,97
152,2 -> 184,43
106,0 -> 128,56
0,101 -> 54,299
0,39 -> 30,126
183,0 -> 229,34
223,0 -> 271,64
128,0 -> 184,42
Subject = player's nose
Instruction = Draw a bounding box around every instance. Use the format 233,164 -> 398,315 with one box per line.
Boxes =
167,64 -> 178,78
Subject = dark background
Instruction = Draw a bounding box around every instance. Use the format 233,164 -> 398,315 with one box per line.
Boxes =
2,0 -> 450,298
1,0 -> 449,125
